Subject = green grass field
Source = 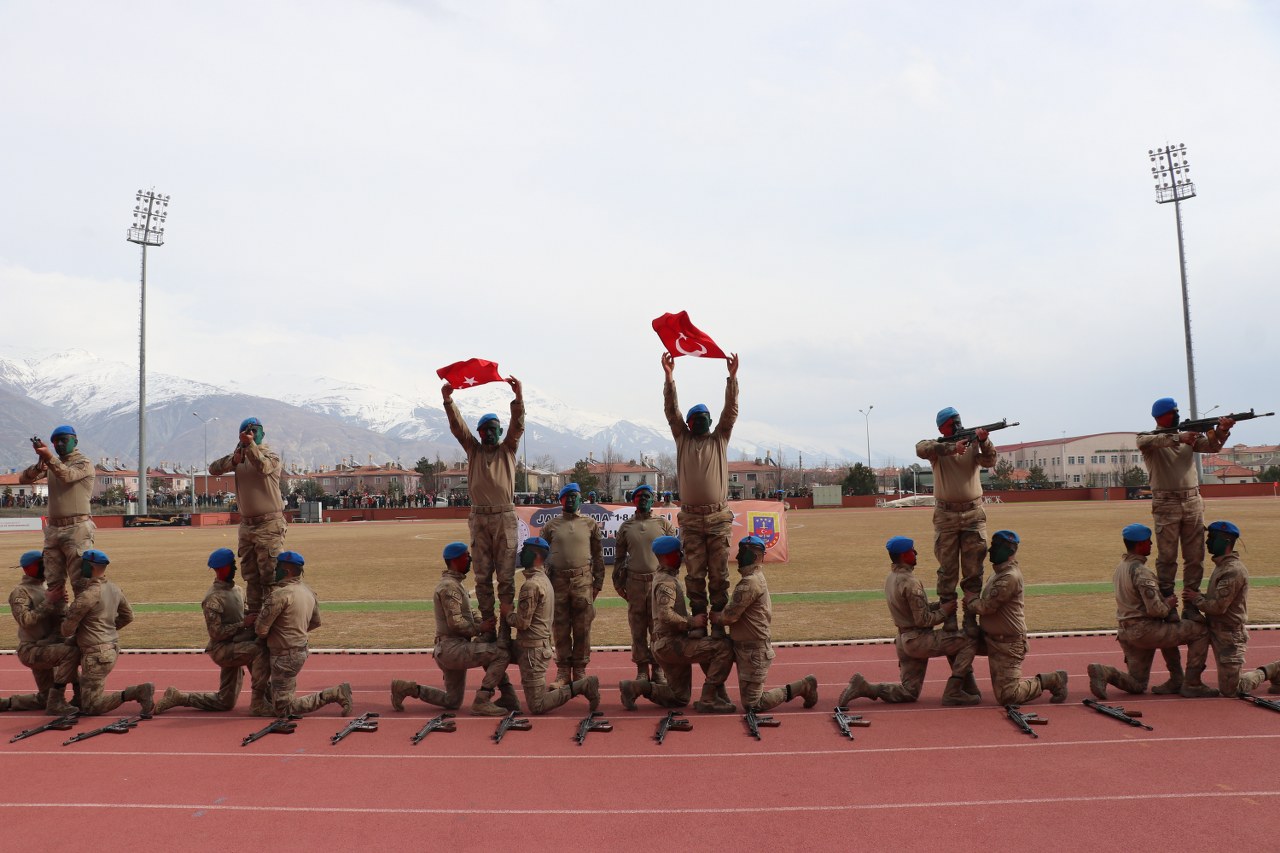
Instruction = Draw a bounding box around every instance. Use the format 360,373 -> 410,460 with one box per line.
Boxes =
5,497 -> 1277,648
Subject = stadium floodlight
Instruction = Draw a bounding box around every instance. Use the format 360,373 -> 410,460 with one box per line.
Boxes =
858,406 -> 874,468
126,189 -> 171,515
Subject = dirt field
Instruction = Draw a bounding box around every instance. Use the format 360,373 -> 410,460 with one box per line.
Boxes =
4,497 -> 1277,648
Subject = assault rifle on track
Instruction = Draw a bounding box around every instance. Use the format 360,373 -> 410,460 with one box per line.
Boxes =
937,419 -> 1019,443
331,712 -> 380,745
833,707 -> 871,740
1140,409 -> 1273,436
1239,694 -> 1280,713
411,712 -> 456,744
10,712 -> 79,743
492,710 -> 531,744
574,711 -> 613,746
242,715 -> 301,746
63,713 -> 150,745
1005,705 -> 1047,739
1082,699 -> 1152,730
654,710 -> 693,745
743,707 -> 781,740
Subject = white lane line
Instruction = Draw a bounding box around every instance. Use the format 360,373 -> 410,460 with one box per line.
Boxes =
0,788 -> 1277,815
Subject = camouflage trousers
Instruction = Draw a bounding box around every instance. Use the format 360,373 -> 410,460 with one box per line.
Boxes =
9,641 -> 80,711
875,629 -> 976,703
183,639 -> 270,711
270,648 -> 338,716
932,503 -> 987,602
677,507 -> 733,616
649,634 -> 734,707
1207,623 -> 1249,697
551,567 -> 595,670
78,644 -> 129,716
238,515 -> 287,616
42,518 -> 95,600
516,641 -> 573,715
982,634 -> 1042,704
623,571 -> 659,668
1152,492 -> 1205,596
424,636 -> 510,708
469,510 -> 517,626
1108,618 -> 1210,693
732,640 -> 790,711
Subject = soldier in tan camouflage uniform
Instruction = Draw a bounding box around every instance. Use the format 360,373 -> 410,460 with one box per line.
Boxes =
1087,524 -> 1216,700
1180,521 -> 1280,697
541,483 -> 604,687
619,536 -> 735,713
21,425 -> 96,600
711,536 -> 817,711
3,551 -> 79,713
208,417 -> 286,620
1137,398 -> 1234,622
963,530 -> 1067,705
506,537 -> 599,714
839,536 -> 979,706
443,376 -> 524,646
916,408 -> 996,637
153,548 -> 271,715
662,351 -> 739,635
613,484 -> 676,683
254,551 -> 352,717
51,550 -> 154,716
390,543 -> 519,717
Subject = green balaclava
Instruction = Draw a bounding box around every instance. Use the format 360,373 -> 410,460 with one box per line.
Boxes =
80,558 -> 95,579
989,538 -> 1017,566
519,546 -> 541,569
274,562 -> 290,583
736,543 -> 762,568
1207,532 -> 1235,558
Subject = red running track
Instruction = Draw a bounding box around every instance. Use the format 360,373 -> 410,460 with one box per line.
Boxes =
2,633 -> 1278,852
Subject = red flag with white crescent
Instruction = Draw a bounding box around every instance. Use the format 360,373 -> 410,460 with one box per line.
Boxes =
436,358 -> 504,389
651,311 -> 727,359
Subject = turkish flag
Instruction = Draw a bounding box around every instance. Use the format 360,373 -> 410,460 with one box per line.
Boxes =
651,311 -> 727,359
437,358 -> 504,390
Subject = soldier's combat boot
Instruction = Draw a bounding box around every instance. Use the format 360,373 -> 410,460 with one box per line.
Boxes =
940,598 -> 959,633
70,681 -> 82,709
619,679 -> 651,711
390,679 -> 418,712
1151,648 -> 1184,694
651,664 -> 667,685
46,684 -> 74,717
574,675 -> 601,712
470,688 -> 506,717
249,699 -> 275,717
791,675 -> 819,708
551,664 -> 572,690
838,674 -> 879,706
689,611 -> 708,639
125,683 -> 155,716
962,605 -> 981,639
693,682 -> 736,714
1180,668 -> 1219,698
337,682 -> 354,715
636,664 -> 650,681
1087,663 -> 1111,700
153,686 -> 187,715
716,683 -> 733,706
572,666 -> 587,682
1238,667 -> 1268,694
0,697 -> 10,712
962,669 -> 982,700
1264,661 -> 1280,694
1039,670 -> 1069,703
1182,598 -> 1205,623
496,678 -> 521,713
941,676 -> 980,706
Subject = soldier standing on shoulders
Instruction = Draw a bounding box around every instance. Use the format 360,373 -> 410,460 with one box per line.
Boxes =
21,425 -> 96,600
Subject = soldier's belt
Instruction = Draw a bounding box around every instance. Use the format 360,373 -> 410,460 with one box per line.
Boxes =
80,642 -> 118,654
471,504 -> 514,515
679,501 -> 728,515
48,514 -> 91,527
1152,488 -> 1199,499
518,638 -> 552,650
732,639 -> 770,649
241,511 -> 283,525
553,565 -> 593,578
627,571 -> 656,579
934,498 -> 983,512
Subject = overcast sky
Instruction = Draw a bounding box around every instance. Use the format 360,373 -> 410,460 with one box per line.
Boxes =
2,1 -> 1278,466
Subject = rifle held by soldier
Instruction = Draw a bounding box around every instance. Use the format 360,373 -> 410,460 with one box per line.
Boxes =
1140,409 -> 1273,436
937,419 -> 1019,443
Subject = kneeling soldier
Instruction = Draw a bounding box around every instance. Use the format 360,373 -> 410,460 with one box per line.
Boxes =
711,535 -> 817,712
390,543 -> 519,717
53,550 -> 153,716
964,530 -> 1067,704
619,536 -> 735,713
839,536 -> 978,706
154,548 -> 271,715
4,550 -> 79,713
255,551 -> 352,716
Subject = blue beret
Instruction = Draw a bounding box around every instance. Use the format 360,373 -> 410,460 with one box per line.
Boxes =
82,549 -> 110,565
993,530 -> 1020,544
477,413 -> 500,429
1151,397 -> 1178,418
51,425 -> 77,439
19,550 -> 43,568
739,535 -> 767,550
442,542 -> 468,561
239,417 -> 262,432
886,536 -> 914,556
559,483 -> 581,499
1207,520 -> 1240,538
632,484 -> 654,497
936,407 -> 959,428
277,550 -> 305,566
1122,523 -> 1152,543
522,537 -> 549,552
686,403 -> 710,420
652,536 -> 682,556
207,548 -> 236,569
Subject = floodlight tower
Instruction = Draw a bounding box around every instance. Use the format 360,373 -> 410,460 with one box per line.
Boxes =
1148,144 -> 1200,424
126,189 -> 170,515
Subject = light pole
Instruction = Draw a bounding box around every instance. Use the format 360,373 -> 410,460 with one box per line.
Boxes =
858,405 -> 873,473
192,412 -> 217,509
127,189 -> 170,515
